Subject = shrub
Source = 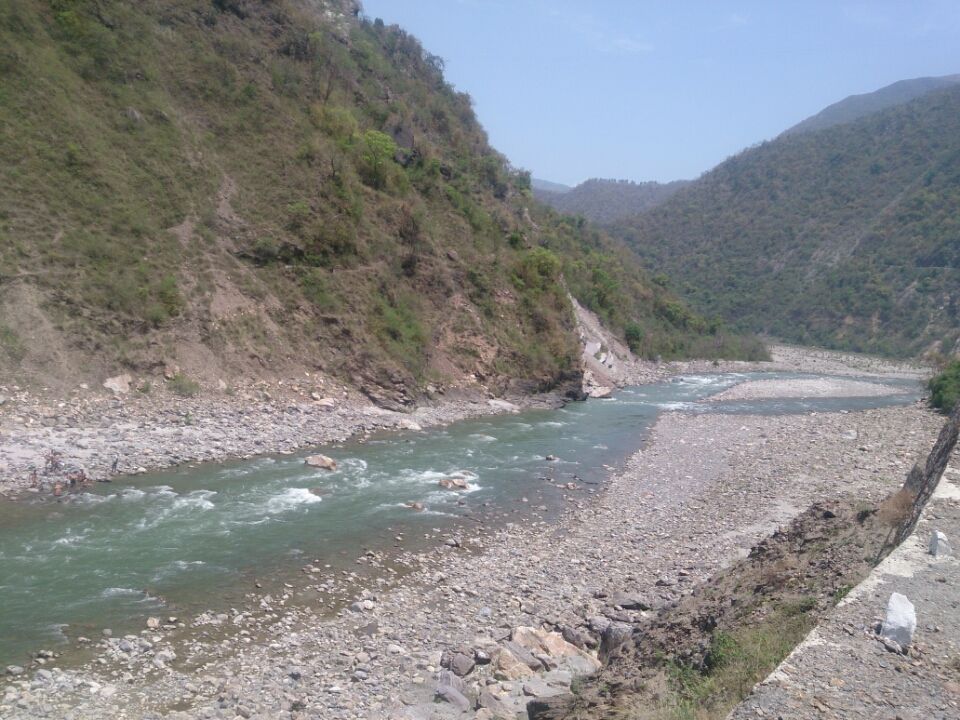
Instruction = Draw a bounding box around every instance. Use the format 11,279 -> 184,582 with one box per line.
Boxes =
167,373 -> 200,397
929,360 -> 960,413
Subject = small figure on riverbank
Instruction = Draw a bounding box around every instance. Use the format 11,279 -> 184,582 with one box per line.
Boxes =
29,468 -> 39,488
44,450 -> 63,474
111,454 -> 120,474
52,481 -> 63,497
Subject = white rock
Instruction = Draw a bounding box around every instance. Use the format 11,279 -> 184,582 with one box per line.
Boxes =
487,399 -> 520,413
929,529 -> 952,557
304,454 -> 337,471
880,592 -> 916,650
102,374 -> 133,395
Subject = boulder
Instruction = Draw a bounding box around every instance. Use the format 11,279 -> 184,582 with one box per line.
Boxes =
879,592 -> 916,651
588,386 -> 613,399
609,592 -> 652,611
435,670 -> 471,710
561,625 -> 596,650
441,651 -> 475,677
599,622 -> 631,662
434,685 -> 470,711
510,627 -> 601,677
438,476 -> 469,491
304,454 -> 337,471
487,399 -> 520,413
477,689 -> 514,719
491,647 -> 534,681
313,397 -> 336,410
930,529 -> 953,557
102,374 -> 133,395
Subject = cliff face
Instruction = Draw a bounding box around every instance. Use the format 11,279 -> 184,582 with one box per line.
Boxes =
0,0 -> 732,399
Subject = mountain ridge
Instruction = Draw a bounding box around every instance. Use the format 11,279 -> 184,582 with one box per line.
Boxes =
611,84 -> 960,358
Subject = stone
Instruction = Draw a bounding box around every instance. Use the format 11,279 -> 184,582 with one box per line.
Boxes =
561,625 -> 595,650
609,592 -> 652,611
491,647 -> 534,681
146,617 -> 160,629
879,592 -> 916,651
304,454 -> 337,471
435,685 -> 471,711
449,652 -> 475,677
477,689 -> 514,718
487,399 -> 520,413
545,455 -> 559,462
5,666 -> 24,676
438,477 -> 469,491
588,386 -> 613,399
929,529 -> 952,557
405,501 -> 425,511
102,374 -> 133,395
599,623 -> 631,662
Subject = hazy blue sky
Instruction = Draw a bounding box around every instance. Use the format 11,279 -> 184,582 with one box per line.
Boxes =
360,0 -> 960,185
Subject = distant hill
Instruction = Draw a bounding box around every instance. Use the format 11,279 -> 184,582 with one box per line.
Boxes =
534,178 -> 690,224
613,86 -> 960,358
784,74 -> 960,136
531,178 -> 572,195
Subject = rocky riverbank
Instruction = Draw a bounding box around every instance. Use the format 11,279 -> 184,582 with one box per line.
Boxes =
0,367 -> 944,719
0,342 -> 927,500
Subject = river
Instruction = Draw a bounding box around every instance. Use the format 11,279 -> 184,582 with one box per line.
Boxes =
0,372 -> 920,665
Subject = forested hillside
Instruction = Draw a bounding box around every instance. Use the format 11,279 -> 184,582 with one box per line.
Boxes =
783,74 -> 960,136
613,86 -> 960,358
0,0 -> 758,401
535,178 -> 689,224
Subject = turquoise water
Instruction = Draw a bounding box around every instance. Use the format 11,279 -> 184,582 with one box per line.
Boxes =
0,373 -> 920,664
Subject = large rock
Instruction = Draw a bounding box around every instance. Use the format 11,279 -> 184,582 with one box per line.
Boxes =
491,647 -> 534,681
102,374 -> 133,395
477,689 -> 515,719
599,622 -> 632,662
440,650 -> 476,677
304,454 -> 337,471
510,627 -> 601,677
880,592 -> 916,651
609,592 -> 652,611
438,476 -> 469,491
434,685 -> 470,711
930,529 -> 953,557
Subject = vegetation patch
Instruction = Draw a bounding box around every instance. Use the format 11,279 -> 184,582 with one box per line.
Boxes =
929,359 -> 960,413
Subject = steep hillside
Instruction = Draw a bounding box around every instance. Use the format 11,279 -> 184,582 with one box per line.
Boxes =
784,74 -> 960,136
614,86 -> 960,358
535,178 -> 689,224
0,0 -> 754,402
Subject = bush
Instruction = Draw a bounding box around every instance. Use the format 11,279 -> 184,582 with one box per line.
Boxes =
929,360 -> 960,413
167,373 -> 200,397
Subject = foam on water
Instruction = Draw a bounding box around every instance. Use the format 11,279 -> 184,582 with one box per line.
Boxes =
265,488 -> 323,514
172,490 -> 216,511
469,434 -> 497,442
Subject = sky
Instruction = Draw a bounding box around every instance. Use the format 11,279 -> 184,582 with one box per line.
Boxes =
360,0 -> 960,186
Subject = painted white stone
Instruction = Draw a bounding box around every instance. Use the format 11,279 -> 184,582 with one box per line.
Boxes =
880,592 -> 916,650
929,529 -> 953,557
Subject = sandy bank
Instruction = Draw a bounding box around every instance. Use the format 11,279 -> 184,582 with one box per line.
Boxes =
709,376 -> 909,402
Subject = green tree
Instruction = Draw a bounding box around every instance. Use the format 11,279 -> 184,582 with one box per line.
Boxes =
357,130 -> 397,190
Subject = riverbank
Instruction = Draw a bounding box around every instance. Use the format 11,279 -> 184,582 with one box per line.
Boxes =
0,367 -> 944,718
0,343 -> 927,499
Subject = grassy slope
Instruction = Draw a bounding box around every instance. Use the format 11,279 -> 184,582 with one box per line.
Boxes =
0,0 -> 760,397
613,87 -> 960,358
